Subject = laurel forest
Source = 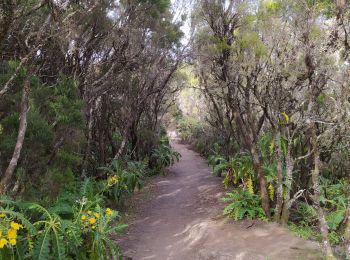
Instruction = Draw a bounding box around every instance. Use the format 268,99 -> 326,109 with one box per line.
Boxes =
1,0 -> 350,259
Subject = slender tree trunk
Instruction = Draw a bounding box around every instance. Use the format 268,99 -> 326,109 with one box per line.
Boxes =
0,75 -> 30,193
250,145 -> 271,218
114,133 -> 128,161
233,111 -> 270,217
274,130 -> 284,223
82,97 -> 101,177
310,122 -> 335,259
280,145 -> 294,224
113,120 -> 132,161
47,135 -> 65,165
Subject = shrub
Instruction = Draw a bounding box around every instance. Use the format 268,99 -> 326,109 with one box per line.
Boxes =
0,194 -> 126,259
288,222 -> 318,240
150,138 -> 181,175
223,189 -> 267,221
100,160 -> 147,202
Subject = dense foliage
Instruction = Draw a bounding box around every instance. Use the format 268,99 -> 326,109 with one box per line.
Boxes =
174,0 -> 350,259
4,0 -> 350,259
0,0 -> 185,258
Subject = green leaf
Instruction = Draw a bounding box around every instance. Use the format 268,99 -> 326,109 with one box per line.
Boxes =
33,231 -> 51,260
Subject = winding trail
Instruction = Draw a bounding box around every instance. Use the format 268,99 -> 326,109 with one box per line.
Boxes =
119,141 -> 321,260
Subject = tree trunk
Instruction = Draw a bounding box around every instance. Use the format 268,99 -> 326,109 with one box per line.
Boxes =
274,130 -> 284,223
310,122 -> 335,259
81,97 -> 101,177
233,111 -> 270,217
113,120 -> 132,161
280,145 -> 294,224
250,145 -> 271,218
0,75 -> 30,193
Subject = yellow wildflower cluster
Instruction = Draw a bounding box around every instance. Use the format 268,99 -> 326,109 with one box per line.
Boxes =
106,208 -> 113,216
247,176 -> 254,194
107,175 -> 119,186
81,208 -> 113,230
0,219 -> 23,249
268,183 -> 275,201
81,209 -> 106,230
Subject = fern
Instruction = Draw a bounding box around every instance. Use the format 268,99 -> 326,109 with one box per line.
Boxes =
223,189 -> 266,221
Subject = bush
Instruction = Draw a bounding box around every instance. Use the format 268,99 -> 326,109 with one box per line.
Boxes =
150,137 -> 181,175
288,222 -> 318,240
0,194 -> 126,259
289,178 -> 349,246
99,160 -> 147,202
223,189 -> 267,221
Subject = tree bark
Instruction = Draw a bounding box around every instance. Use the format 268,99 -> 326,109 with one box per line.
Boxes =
250,145 -> 271,218
310,122 -> 335,259
0,74 -> 31,193
274,130 -> 284,223
280,145 -> 295,224
113,120 -> 132,161
81,97 -> 101,177
233,111 -> 271,217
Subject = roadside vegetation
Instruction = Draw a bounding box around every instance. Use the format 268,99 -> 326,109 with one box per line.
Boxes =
0,0 -> 182,258
3,0 -> 350,259
174,1 -> 350,259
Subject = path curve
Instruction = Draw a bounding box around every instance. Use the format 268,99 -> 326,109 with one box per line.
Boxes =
119,141 -> 321,260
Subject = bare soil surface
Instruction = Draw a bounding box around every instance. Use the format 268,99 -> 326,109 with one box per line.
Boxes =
118,141 -> 322,260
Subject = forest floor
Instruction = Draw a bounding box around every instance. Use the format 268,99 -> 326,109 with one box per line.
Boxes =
117,140 -> 323,260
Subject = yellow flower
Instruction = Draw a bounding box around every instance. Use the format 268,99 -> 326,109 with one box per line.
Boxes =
281,112 -> 289,123
0,213 -> 5,218
0,238 -> 8,248
9,239 -> 16,246
10,222 -> 23,231
88,218 -> 96,224
81,215 -> 86,221
107,175 -> 119,186
106,208 -> 113,215
247,177 -> 254,194
7,229 -> 17,240
87,210 -> 92,215
91,225 -> 96,229
268,183 -> 275,201
94,213 -> 100,219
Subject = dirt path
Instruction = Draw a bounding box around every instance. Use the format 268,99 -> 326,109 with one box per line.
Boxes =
119,141 -> 322,260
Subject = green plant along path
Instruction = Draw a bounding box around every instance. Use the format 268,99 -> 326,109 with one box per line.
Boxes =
2,0 -> 350,259
118,140 -> 321,260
